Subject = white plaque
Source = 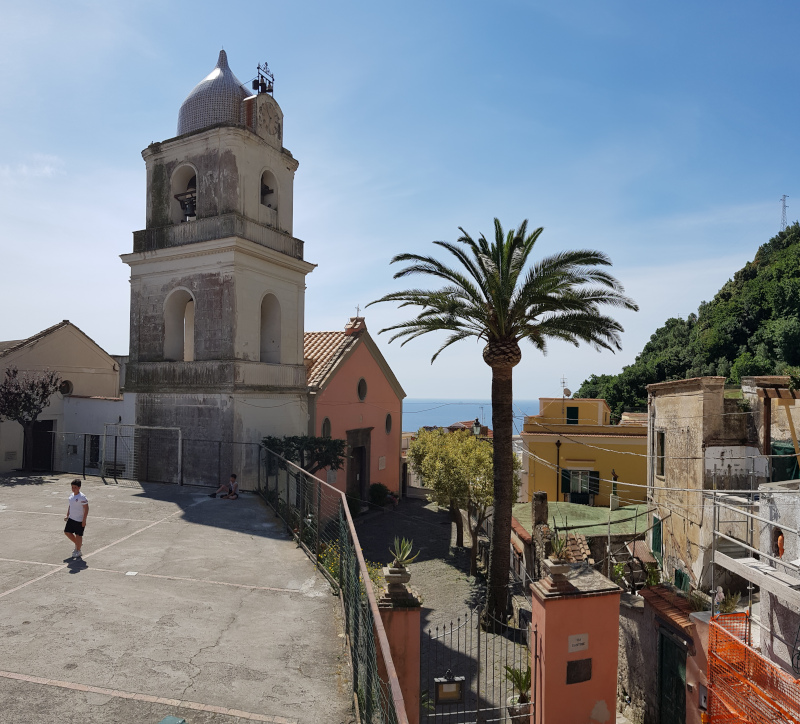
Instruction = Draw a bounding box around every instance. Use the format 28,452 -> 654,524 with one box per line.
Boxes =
568,633 -> 589,653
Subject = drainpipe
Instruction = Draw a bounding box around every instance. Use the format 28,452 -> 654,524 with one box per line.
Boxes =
764,395 -> 772,481
555,439 -> 562,503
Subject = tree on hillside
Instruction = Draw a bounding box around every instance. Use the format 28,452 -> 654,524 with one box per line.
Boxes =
262,434 -> 347,476
407,428 -> 519,575
369,219 -> 637,621
0,367 -> 62,472
577,222 -> 800,415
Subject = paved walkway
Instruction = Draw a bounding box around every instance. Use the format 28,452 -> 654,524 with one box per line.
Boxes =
354,498 -> 483,632
0,474 -> 353,724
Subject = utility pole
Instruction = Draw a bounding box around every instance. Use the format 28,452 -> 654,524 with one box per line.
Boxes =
781,195 -> 789,232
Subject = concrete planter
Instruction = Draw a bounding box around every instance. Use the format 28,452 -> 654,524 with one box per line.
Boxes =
506,696 -> 532,722
383,567 -> 412,586
544,558 -> 571,579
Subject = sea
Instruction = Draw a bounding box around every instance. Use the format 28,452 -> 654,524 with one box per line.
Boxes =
402,398 -> 540,432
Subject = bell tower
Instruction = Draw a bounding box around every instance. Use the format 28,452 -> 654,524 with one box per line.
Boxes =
121,51 -> 315,484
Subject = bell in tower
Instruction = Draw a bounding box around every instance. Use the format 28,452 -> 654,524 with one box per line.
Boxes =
121,50 -> 315,486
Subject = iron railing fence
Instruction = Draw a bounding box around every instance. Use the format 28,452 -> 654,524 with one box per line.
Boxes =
258,447 -> 409,724
35,431 -> 263,492
421,608 -> 535,723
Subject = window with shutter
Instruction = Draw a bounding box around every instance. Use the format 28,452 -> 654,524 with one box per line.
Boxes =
561,468 -> 571,494
566,407 -> 579,425
588,471 -> 600,495
652,516 -> 662,564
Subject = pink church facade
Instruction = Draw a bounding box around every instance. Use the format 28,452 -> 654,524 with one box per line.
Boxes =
306,317 -> 405,500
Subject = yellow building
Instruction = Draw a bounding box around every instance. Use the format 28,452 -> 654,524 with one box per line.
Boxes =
522,397 -> 647,508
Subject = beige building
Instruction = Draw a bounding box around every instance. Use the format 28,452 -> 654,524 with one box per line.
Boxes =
647,377 -> 769,590
0,321 -> 121,473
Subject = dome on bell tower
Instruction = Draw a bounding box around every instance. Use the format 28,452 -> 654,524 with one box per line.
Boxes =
177,50 -> 248,136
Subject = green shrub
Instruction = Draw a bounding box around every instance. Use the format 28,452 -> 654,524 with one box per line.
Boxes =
369,482 -> 390,507
718,590 -> 741,614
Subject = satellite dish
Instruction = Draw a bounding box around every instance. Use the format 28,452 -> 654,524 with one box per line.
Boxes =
563,388 -> 572,398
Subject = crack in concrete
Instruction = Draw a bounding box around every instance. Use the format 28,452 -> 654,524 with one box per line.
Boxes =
180,588 -> 253,700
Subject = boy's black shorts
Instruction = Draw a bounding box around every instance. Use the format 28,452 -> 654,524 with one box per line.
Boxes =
64,519 -> 85,536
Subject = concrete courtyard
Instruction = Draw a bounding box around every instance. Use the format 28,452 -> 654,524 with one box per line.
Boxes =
0,474 -> 353,724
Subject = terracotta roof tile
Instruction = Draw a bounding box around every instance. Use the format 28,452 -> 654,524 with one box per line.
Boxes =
640,584 -> 696,639
304,331 -> 357,388
565,533 -> 593,563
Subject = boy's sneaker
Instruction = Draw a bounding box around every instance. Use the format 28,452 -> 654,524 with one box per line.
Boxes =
71,549 -> 78,557
74,550 -> 82,558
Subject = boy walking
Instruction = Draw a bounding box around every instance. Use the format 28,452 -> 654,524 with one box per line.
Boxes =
64,479 -> 89,558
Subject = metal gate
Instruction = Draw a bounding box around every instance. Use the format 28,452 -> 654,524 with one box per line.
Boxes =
421,607 -> 535,723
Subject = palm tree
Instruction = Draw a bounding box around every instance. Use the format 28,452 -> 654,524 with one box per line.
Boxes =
368,219 -> 638,622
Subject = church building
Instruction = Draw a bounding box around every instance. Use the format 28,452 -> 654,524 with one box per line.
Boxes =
121,51 -> 314,484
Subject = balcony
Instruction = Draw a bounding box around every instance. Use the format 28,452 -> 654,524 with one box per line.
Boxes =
133,213 -> 304,259
126,360 -> 307,392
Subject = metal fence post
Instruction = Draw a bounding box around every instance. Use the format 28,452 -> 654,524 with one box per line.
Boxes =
113,435 -> 118,483
533,623 -> 538,721
82,433 -> 87,480
316,477 -> 322,566
299,474 -> 306,545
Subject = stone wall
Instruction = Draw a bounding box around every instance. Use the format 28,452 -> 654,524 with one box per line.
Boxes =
617,594 -> 658,724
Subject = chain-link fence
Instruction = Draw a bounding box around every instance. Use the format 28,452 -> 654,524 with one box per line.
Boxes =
258,447 -> 409,724
43,430 -> 263,491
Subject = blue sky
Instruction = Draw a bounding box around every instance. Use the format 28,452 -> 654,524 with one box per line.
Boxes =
1,1 -> 798,400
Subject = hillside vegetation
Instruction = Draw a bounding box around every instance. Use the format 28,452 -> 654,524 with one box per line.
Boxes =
577,222 -> 800,420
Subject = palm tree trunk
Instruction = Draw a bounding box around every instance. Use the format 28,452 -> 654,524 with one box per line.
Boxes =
486,365 -> 514,623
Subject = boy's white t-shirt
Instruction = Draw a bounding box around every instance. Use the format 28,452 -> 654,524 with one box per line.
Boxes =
68,492 -> 88,521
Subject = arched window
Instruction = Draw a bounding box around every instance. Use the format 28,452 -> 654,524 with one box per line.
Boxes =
357,378 -> 367,401
170,165 -> 197,224
164,289 -> 195,362
260,170 -> 278,209
260,293 -> 281,363
322,418 -> 332,438
385,414 -> 392,434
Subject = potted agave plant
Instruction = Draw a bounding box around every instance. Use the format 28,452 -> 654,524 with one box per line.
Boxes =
544,520 -> 571,579
504,664 -> 532,722
383,537 -> 419,588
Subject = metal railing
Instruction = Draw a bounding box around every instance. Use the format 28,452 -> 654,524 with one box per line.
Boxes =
133,212 -> 304,259
258,448 -> 409,724
33,431 -> 263,492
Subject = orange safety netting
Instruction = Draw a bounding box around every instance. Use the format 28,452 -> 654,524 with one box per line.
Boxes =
708,612 -> 800,724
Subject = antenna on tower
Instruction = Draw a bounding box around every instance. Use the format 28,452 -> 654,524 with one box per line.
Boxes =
781,195 -> 789,232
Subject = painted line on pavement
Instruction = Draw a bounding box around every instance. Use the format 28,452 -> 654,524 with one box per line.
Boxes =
0,670 -> 297,723
0,509 -> 153,522
0,499 -> 207,600
86,566 -> 303,593
0,557 -> 63,567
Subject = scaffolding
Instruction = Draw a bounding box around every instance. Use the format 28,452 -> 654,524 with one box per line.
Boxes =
708,613 -> 800,723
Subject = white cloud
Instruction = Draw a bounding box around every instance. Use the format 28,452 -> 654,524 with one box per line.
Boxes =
0,154 -> 65,180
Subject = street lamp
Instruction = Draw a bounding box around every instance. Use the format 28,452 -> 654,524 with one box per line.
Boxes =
472,418 -> 481,437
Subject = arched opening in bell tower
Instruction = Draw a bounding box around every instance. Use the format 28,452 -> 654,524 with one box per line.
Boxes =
260,170 -> 278,227
171,165 -> 198,224
164,289 -> 196,362
260,293 -> 281,363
